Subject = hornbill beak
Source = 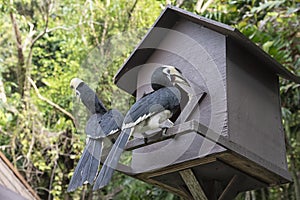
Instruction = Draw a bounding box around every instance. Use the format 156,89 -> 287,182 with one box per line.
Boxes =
169,67 -> 190,86
70,78 -> 83,98
70,78 -> 83,90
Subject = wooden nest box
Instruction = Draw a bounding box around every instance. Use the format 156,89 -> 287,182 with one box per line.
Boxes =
113,6 -> 300,200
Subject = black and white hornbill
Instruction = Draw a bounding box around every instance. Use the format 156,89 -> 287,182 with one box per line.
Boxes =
67,78 -> 124,192
93,65 -> 189,190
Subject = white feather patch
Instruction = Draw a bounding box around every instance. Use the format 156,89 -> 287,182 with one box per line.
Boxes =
87,128 -> 119,139
123,112 -> 155,129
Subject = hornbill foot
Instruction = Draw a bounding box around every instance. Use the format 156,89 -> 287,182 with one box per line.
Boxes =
159,120 -> 174,136
141,133 -> 149,144
161,128 -> 168,136
144,137 -> 148,144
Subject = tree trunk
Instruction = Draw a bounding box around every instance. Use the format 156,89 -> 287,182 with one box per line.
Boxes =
245,191 -> 251,200
0,78 -> 6,103
9,12 -> 26,97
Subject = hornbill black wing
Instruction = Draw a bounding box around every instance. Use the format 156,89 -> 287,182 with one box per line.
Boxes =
86,109 -> 124,139
123,87 -> 181,127
75,81 -> 107,115
93,87 -> 181,190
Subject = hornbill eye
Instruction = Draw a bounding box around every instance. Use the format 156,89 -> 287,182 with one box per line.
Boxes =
162,67 -> 171,76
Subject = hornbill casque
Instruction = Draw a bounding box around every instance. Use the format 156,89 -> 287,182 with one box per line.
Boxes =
67,78 -> 124,192
93,65 -> 189,190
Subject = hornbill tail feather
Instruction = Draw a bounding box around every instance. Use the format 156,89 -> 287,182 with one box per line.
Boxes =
67,147 -> 90,192
93,128 -> 132,190
67,139 -> 102,192
80,139 -> 102,185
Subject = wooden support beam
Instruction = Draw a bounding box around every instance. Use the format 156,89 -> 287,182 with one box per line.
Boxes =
217,175 -> 241,200
145,178 -> 192,200
179,169 -> 208,200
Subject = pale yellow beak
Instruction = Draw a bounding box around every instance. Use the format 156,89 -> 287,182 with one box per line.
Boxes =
70,78 -> 83,100
70,78 -> 83,89
169,67 -> 189,86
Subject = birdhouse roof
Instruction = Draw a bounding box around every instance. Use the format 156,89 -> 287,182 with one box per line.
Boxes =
114,5 -> 300,93
0,151 -> 40,199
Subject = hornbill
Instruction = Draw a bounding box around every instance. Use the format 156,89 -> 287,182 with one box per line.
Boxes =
67,78 -> 124,192
93,65 -> 189,190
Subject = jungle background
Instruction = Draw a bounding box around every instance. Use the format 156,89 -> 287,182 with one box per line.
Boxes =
0,0 -> 299,199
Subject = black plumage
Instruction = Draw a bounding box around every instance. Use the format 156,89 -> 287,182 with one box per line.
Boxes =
123,87 -> 181,128
74,81 -> 107,115
67,78 -> 123,192
93,66 -> 188,190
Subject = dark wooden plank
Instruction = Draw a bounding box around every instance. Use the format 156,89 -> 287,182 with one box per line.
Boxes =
227,40 -> 287,170
179,169 -> 208,200
217,153 -> 279,185
143,156 -> 217,179
125,120 -> 195,151
189,120 -> 292,184
138,177 -> 192,199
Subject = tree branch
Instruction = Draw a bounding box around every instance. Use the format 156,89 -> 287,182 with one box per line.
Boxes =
200,0 -> 214,13
9,11 -> 26,96
26,1 -> 51,67
46,25 -> 74,32
27,77 -> 78,127
176,0 -> 184,7
103,186 -> 124,200
123,0 -> 138,32
88,0 -> 100,46
195,0 -> 204,13
0,78 -> 7,103
48,159 -> 58,200
9,12 -> 24,62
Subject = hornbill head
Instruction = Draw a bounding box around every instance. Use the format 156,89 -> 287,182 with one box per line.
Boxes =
151,65 -> 189,90
70,78 -> 84,97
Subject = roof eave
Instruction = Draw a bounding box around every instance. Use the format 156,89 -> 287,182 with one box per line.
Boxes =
114,5 -> 300,86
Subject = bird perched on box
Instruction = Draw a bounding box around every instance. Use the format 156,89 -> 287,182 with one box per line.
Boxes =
93,65 -> 189,190
67,78 -> 124,192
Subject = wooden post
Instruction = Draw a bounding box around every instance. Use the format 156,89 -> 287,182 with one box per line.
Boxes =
179,169 -> 208,200
218,175 -> 241,200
